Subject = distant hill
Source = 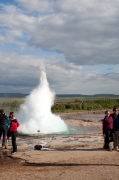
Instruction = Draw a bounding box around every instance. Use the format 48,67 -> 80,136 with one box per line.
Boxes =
56,94 -> 119,98
0,93 -> 28,98
93,94 -> 117,97
0,93 -> 118,98
56,94 -> 88,97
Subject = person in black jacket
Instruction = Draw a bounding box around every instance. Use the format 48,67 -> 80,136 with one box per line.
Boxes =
111,107 -> 119,131
111,107 -> 119,150
0,109 -> 7,148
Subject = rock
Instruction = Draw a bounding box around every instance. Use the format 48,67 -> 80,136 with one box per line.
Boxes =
34,145 -> 42,150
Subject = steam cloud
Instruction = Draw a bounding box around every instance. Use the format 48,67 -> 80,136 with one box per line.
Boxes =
17,65 -> 68,134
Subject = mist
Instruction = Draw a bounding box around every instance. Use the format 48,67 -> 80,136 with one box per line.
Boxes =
17,65 -> 68,134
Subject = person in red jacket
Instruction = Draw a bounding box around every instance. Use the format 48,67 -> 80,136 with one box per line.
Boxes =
9,112 -> 20,154
103,110 -> 113,151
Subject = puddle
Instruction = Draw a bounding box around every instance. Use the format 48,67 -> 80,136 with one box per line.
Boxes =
68,125 -> 101,134
18,125 -> 101,138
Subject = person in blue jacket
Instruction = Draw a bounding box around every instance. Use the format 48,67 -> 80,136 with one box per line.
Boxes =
6,117 -> 10,132
5,116 -> 11,149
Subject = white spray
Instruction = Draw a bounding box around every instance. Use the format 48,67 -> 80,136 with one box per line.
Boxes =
17,65 -> 68,134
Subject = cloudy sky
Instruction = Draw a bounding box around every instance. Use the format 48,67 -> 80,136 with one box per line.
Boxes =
0,0 -> 119,95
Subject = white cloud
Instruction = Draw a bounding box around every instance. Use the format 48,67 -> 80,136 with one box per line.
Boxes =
0,1 -> 119,65
0,51 -> 119,94
0,1 -> 119,94
15,0 -> 54,13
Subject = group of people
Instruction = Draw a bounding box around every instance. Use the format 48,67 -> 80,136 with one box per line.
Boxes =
103,107 -> 119,151
0,107 -> 119,153
0,109 -> 20,154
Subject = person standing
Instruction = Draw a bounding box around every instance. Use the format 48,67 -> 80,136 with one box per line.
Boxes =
0,109 -> 7,148
111,107 -> 119,149
113,109 -> 119,150
111,107 -> 119,132
103,110 -> 113,151
5,112 -> 12,149
9,112 -> 20,154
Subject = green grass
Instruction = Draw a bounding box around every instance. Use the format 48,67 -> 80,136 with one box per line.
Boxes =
0,97 -> 25,115
55,96 -> 119,103
0,96 -> 119,115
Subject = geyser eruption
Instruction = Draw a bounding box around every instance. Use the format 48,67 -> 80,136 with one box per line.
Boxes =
17,65 -> 68,134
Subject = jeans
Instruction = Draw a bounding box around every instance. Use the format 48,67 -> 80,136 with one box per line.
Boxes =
0,128 -> 7,146
104,129 -> 114,149
11,131 -> 17,152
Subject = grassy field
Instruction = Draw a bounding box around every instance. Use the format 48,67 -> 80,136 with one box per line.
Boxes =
0,96 -> 119,115
0,97 -> 25,115
55,96 -> 119,102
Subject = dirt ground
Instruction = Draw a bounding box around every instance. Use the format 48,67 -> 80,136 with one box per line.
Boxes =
0,111 -> 119,180
1,144 -> 119,180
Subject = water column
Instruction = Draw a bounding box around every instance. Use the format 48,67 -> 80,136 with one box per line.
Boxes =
16,65 -> 68,134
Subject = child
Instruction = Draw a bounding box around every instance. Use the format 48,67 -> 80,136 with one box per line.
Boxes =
9,112 -> 20,154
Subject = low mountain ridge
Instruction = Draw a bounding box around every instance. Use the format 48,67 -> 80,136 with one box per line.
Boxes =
0,93 -> 118,98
